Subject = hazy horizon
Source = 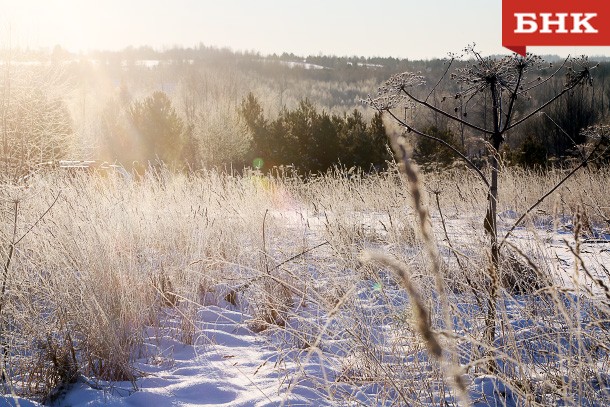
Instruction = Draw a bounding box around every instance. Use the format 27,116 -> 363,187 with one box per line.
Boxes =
1,0 -> 610,60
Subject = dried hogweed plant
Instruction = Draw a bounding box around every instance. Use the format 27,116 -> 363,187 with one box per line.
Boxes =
365,45 -> 597,372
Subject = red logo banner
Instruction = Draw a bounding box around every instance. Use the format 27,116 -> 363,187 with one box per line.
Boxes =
502,0 -> 610,56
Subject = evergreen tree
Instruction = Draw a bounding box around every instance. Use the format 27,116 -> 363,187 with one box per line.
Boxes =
311,110 -> 340,172
413,126 -> 459,170
368,112 -> 392,168
517,135 -> 547,168
266,112 -> 289,168
128,91 -> 184,166
283,99 -> 317,168
239,93 -> 269,166
100,97 -> 132,165
338,109 -> 369,167
239,94 -> 389,172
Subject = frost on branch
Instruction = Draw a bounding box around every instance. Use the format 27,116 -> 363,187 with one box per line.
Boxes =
565,55 -> 596,88
364,72 -> 425,110
453,49 -> 544,98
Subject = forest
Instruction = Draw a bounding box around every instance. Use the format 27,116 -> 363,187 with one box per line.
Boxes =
2,44 -> 610,176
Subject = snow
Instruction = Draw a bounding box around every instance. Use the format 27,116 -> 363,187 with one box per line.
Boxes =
30,305 -> 332,406
3,207 -> 609,406
277,61 -> 326,70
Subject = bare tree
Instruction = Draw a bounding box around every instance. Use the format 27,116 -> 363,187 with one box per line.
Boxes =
0,58 -> 73,183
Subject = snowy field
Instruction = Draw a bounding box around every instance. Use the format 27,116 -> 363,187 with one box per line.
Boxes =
1,168 -> 609,406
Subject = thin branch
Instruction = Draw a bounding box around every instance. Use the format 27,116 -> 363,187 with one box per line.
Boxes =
425,57 -> 455,103
399,87 -> 494,135
432,189 -> 483,310
14,190 -> 61,246
499,139 -> 604,249
501,63 -> 525,133
0,200 -> 18,382
0,201 -> 18,302
269,241 -> 329,273
539,111 -> 586,161
385,109 -> 490,188
517,56 -> 570,95
262,209 -> 270,275
506,71 -> 590,132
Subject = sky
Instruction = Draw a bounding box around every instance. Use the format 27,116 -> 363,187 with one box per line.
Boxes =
1,0 -> 609,59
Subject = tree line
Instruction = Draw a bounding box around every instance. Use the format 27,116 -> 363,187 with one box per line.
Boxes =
99,89 -> 391,173
71,47 -> 610,172
3,45 -> 610,177
239,93 -> 391,172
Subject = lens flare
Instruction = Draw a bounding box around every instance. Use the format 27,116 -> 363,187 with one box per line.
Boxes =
253,157 -> 264,170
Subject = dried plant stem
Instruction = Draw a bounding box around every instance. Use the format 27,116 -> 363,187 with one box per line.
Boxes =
500,138 -> 604,250
376,135 -> 469,405
390,137 -> 447,303
0,200 -> 18,383
261,209 -> 270,275
361,251 -> 470,406
433,189 -> 483,310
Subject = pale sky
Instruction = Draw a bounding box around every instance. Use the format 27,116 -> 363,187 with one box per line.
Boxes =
1,0 -> 609,59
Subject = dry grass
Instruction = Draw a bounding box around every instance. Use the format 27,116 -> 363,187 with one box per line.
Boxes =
0,164 -> 608,405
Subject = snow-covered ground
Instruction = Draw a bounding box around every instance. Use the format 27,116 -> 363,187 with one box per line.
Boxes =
53,307 -> 328,406
3,207 -> 609,406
